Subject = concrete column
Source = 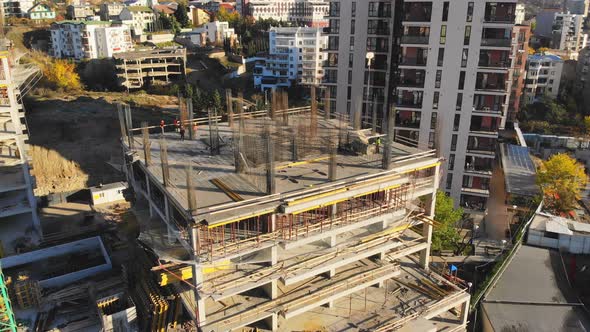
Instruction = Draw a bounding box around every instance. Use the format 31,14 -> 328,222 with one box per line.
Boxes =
261,280 -> 277,299
146,173 -> 154,218
263,313 -> 278,331
420,163 -> 440,270
164,195 -> 170,223
459,300 -> 469,325
193,266 -> 207,325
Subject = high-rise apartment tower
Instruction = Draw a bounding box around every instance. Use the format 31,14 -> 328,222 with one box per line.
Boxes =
323,0 -> 518,211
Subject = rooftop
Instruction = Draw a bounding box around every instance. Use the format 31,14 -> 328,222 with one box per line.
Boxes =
113,47 -> 185,60
530,212 -> 590,234
499,143 -> 539,197
126,111 -> 437,227
528,53 -> 563,62
482,245 -> 590,332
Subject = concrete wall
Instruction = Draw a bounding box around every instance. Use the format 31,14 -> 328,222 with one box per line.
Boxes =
0,236 -> 112,288
528,229 -> 590,254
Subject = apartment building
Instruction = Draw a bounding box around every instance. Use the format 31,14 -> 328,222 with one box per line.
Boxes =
248,0 -> 329,27
190,21 -> 235,46
118,6 -> 156,36
50,21 -> 133,60
120,105 -> 471,331
323,1 -> 518,211
0,51 -> 41,253
566,0 -> 590,16
254,26 -> 326,90
524,54 -> 564,104
575,47 -> 590,106
100,2 -> 125,21
508,24 -> 531,121
536,11 -> 588,55
66,5 -> 94,20
1,0 -> 34,18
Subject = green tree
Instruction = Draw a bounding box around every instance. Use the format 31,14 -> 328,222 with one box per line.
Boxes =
174,4 -> 190,28
537,153 -> 588,213
432,191 -> 463,253
211,90 -> 222,112
158,14 -> 172,30
584,116 -> 590,134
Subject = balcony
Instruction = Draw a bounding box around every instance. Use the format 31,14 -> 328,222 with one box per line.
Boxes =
401,26 -> 430,45
395,90 -> 423,109
481,28 -> 512,48
401,35 -> 429,45
402,2 -> 432,22
461,187 -> 490,197
476,73 -> 508,92
395,110 -> 421,129
461,194 -> 488,213
467,137 -> 496,157
479,50 -> 511,69
398,69 -> 425,88
464,157 -> 493,177
481,38 -> 511,47
484,3 -> 517,23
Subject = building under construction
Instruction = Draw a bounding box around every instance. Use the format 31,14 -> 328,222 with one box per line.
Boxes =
120,91 -> 471,331
0,48 -> 42,254
114,48 -> 186,90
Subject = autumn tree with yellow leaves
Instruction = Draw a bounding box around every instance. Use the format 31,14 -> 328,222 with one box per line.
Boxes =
537,153 -> 588,213
30,51 -> 82,91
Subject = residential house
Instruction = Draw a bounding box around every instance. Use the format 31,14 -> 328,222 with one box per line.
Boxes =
66,5 -> 94,20
28,3 -> 55,20
100,2 -> 125,21
118,6 -> 156,36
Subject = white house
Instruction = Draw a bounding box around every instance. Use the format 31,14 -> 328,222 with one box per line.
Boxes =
525,53 -> 564,103
50,21 -> 133,60
254,26 -> 326,90
528,212 -> 590,254
118,6 -> 156,36
189,21 -> 234,46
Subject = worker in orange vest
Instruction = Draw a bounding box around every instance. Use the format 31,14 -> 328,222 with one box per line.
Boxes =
174,118 -> 180,132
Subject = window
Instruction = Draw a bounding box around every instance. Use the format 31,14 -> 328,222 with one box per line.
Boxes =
328,36 -> 339,50
429,132 -> 436,149
433,92 -> 439,109
442,2 -> 449,21
458,71 -> 465,90
456,93 -> 463,110
453,114 -> 461,131
350,19 -> 355,34
440,25 -> 447,44
348,70 -> 352,84
329,2 -> 340,16
446,173 -> 453,190
348,53 -> 353,67
448,154 -> 455,170
329,19 -> 340,33
347,86 -> 351,100
351,1 -> 356,17
451,134 -> 458,151
461,49 -> 468,67
437,48 -> 444,66
328,53 -> 338,66
464,26 -> 471,45
431,112 -> 437,129
350,36 -> 354,51
466,2 -> 474,22
435,70 -> 442,88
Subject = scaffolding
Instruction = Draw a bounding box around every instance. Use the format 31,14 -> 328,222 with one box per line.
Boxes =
0,264 -> 16,332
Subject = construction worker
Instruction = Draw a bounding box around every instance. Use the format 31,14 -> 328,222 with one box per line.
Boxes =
160,120 -> 165,134
179,126 -> 185,141
375,137 -> 381,153
174,118 -> 180,132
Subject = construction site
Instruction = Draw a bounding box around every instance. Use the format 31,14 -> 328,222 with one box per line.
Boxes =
114,48 -> 187,90
119,89 -> 471,331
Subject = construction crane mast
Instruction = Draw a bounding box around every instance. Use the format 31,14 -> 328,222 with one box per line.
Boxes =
0,264 -> 17,332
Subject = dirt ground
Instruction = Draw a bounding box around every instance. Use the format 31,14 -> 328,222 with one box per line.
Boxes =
24,91 -> 181,196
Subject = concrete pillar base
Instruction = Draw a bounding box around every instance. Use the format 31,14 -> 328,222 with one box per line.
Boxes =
262,280 -> 278,300
264,313 -> 278,331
